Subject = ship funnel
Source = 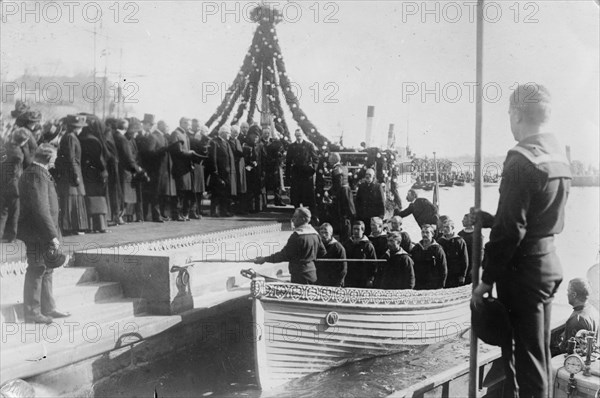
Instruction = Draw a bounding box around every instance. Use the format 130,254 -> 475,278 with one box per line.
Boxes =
365,106 -> 375,147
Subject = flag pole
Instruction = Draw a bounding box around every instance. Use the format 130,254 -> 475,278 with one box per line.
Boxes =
469,0 -> 485,396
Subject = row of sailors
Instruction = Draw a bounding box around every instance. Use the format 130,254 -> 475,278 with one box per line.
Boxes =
256,207 -> 473,290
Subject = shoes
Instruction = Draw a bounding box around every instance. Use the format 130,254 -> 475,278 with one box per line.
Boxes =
25,314 -> 53,324
98,229 -> 111,233
152,218 -> 165,223
183,216 -> 191,222
43,310 -> 71,318
224,212 -> 234,217
175,215 -> 186,222
189,213 -> 201,220
117,217 -> 126,225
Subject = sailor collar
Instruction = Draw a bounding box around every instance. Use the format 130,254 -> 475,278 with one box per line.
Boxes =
293,224 -> 318,236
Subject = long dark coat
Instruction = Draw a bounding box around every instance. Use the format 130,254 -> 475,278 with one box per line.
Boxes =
243,142 -> 263,194
114,131 -> 139,204
229,137 -> 247,194
55,132 -> 86,196
79,131 -> 107,197
190,135 -> 209,194
355,181 -> 385,221
285,140 -> 318,208
139,130 -> 177,196
17,164 -> 61,243
169,127 -> 194,191
209,137 -> 237,196
104,128 -> 122,215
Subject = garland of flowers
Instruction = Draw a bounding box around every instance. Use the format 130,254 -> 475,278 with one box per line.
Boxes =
246,58 -> 262,124
269,58 -> 290,138
210,77 -> 248,136
204,4 -> 329,150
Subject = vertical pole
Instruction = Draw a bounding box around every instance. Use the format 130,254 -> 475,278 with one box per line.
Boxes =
469,0 -> 485,397
92,23 -> 97,115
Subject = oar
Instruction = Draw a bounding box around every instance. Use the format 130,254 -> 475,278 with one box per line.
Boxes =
316,259 -> 386,262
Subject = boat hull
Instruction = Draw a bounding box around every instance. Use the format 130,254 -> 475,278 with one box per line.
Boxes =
250,280 -> 471,389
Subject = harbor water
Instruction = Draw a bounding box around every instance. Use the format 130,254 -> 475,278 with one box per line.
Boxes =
94,185 -> 599,398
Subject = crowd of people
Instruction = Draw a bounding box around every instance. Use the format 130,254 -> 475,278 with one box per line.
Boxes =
0,102 -> 327,241
256,203 -> 476,291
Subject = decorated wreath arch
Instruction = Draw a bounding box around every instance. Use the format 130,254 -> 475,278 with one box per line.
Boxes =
204,5 -> 329,149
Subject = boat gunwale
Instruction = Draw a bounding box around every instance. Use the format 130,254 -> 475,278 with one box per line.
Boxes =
250,280 -> 472,310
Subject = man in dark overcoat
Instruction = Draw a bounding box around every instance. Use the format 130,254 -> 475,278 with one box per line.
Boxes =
170,117 -> 196,221
18,144 -> 70,324
285,129 -> 318,212
208,125 -> 237,217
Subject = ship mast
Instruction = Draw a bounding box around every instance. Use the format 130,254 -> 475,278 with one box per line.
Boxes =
469,0 -> 485,396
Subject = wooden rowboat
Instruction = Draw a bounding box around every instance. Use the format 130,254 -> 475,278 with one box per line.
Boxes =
242,270 -> 472,389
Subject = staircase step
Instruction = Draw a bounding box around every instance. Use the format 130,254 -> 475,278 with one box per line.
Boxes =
1,282 -> 123,323
0,266 -> 99,307
1,298 -> 141,349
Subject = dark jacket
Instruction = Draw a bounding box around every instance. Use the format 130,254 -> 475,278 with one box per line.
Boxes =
411,240 -> 447,289
55,132 -> 85,196
140,130 -> 177,196
482,133 -> 571,286
114,131 -> 140,203
17,164 -> 60,243
265,224 -> 327,284
228,137 -> 247,194
243,142 -> 263,194
209,136 -> 237,196
395,198 -> 438,227
79,131 -> 107,197
377,248 -> 415,290
355,181 -> 385,221
170,127 -> 194,191
438,235 -> 469,284
317,238 -> 347,287
0,142 -> 24,197
343,236 -> 377,288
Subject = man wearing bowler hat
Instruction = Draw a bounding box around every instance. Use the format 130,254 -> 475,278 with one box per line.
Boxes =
18,144 -> 70,324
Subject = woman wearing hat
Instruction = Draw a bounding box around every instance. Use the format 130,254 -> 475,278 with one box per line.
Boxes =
55,114 -> 89,235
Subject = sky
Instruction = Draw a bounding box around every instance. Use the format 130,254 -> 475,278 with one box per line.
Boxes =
1,0 -> 599,163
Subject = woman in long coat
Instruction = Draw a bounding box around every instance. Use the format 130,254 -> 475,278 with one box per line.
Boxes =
79,114 -> 109,233
242,129 -> 263,213
55,115 -> 89,234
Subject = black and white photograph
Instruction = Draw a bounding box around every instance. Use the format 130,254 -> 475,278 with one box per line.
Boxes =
1,1 -> 599,397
